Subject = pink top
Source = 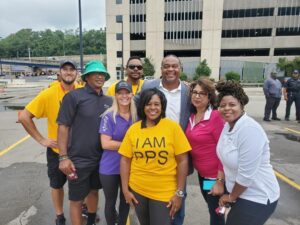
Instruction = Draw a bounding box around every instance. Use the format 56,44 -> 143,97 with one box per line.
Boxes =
185,108 -> 224,178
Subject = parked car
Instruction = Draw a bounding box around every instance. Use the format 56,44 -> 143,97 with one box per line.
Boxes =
46,75 -> 57,80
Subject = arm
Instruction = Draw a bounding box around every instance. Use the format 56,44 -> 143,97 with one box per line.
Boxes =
263,80 -> 269,97
167,152 -> 188,218
209,170 -> 225,196
282,87 -> 288,101
101,134 -> 122,150
19,109 -> 57,149
120,156 -> 138,206
57,124 -> 75,175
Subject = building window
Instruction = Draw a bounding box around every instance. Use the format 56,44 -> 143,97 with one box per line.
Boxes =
274,48 -> 300,56
164,50 -> 201,57
116,33 -> 123,40
116,67 -> 122,80
130,51 -> 146,57
116,0 -> 122,4
130,0 -> 146,3
222,28 -> 272,38
130,33 -> 146,40
223,8 -> 274,18
278,7 -> 300,16
117,51 -> 123,58
130,14 -> 146,22
164,12 -> 202,21
276,28 -> 300,36
221,49 -> 270,57
116,15 -> 123,23
164,31 -> 202,39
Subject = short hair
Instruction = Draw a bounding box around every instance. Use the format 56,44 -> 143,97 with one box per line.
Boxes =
137,88 -> 167,128
126,56 -> 142,67
216,80 -> 249,107
161,54 -> 182,68
190,77 -> 217,113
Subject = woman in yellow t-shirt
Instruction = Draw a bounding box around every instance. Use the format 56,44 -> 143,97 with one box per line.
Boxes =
119,88 -> 191,225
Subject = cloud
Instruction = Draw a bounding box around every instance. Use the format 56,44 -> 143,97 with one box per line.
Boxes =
0,0 -> 106,38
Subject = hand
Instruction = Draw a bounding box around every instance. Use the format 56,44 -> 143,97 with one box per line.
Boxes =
39,138 -> 58,149
59,159 -> 76,176
123,190 -> 139,207
167,195 -> 182,219
219,194 -> 234,207
208,181 -> 224,196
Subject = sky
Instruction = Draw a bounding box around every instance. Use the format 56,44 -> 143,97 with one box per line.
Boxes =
0,0 -> 106,38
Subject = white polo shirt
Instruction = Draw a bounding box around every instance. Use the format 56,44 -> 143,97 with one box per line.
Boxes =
217,113 -> 280,205
158,81 -> 181,123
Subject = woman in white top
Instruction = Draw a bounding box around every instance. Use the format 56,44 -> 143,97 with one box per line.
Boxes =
216,81 -> 280,225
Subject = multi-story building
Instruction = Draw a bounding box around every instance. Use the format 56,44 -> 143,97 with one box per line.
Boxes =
106,0 -> 300,81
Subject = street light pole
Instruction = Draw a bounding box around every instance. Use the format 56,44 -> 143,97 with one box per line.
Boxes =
121,20 -> 124,79
78,0 -> 83,73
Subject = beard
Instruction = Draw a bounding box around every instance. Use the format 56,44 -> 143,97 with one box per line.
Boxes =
61,77 -> 76,85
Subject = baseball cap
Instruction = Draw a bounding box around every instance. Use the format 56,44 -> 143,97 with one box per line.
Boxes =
292,70 -> 299,74
270,71 -> 277,75
82,60 -> 110,81
59,60 -> 77,69
115,80 -> 132,93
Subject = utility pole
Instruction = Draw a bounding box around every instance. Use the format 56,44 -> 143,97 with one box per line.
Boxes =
78,0 -> 83,73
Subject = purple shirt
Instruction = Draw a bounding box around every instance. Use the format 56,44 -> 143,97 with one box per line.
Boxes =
99,112 -> 132,175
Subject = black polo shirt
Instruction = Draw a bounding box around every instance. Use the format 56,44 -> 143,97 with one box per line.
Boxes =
57,84 -> 113,168
284,78 -> 300,94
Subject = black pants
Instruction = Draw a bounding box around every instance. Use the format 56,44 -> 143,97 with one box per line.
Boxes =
198,174 -> 225,225
99,174 -> 129,225
132,190 -> 171,225
264,96 -> 281,120
226,198 -> 278,225
285,93 -> 300,120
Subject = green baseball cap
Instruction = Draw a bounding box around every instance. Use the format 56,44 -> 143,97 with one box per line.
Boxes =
81,60 -> 110,81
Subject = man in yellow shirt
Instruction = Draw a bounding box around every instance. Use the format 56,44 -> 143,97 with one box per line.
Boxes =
19,60 -> 79,225
107,56 -> 144,96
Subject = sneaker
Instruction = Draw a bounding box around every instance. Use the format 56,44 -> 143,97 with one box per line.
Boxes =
272,117 -> 281,121
263,118 -> 271,122
55,217 -> 66,225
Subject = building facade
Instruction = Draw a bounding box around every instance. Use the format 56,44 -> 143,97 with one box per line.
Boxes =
106,0 -> 300,81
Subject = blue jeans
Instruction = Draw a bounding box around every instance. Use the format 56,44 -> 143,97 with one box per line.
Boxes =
198,174 -> 225,225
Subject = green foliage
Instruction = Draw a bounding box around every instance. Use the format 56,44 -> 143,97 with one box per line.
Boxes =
0,28 -> 106,58
193,59 -> 211,80
277,57 -> 300,77
225,71 -> 241,81
180,72 -> 188,81
142,57 -> 155,78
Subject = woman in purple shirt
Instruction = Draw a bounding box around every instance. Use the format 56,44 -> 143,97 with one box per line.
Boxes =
185,78 -> 225,225
99,81 -> 137,225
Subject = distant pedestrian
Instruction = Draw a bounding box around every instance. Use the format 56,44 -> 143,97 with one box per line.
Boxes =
283,70 -> 300,122
263,71 -> 282,121
57,60 -> 112,225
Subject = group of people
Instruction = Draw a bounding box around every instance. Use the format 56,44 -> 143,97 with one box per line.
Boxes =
19,54 -> 280,225
263,69 -> 300,122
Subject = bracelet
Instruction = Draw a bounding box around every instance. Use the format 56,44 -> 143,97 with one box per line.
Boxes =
59,155 -> 69,161
216,177 -> 224,182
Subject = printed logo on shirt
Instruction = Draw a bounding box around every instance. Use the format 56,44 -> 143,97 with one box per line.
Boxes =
133,137 -> 169,165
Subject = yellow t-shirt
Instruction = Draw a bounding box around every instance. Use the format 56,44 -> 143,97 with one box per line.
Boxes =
48,80 -> 60,88
26,83 -> 82,153
106,79 -> 144,96
118,118 -> 191,202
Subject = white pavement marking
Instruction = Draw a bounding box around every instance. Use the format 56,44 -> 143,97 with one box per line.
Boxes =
6,206 -> 37,225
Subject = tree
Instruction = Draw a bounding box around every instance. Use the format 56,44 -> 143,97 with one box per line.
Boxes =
193,59 -> 211,80
142,57 -> 155,78
277,57 -> 300,77
225,71 -> 240,81
180,72 -> 188,81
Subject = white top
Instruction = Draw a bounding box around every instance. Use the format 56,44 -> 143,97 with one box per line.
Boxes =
217,113 -> 280,204
159,81 -> 181,123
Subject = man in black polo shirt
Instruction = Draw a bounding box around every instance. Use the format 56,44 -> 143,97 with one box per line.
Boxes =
283,70 -> 300,122
57,60 -> 113,225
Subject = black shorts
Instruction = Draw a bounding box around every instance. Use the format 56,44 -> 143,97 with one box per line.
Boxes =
68,166 -> 102,201
46,148 -> 67,189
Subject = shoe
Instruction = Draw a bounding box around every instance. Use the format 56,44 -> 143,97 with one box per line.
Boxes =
55,217 -> 66,225
263,118 -> 271,122
272,117 -> 281,121
298,120 -> 300,123
82,203 -> 88,218
285,118 -> 290,121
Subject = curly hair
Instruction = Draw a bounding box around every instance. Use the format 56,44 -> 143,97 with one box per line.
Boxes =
216,80 -> 249,107
190,77 -> 217,113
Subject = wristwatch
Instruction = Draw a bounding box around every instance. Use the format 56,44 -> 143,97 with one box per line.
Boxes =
175,190 -> 185,198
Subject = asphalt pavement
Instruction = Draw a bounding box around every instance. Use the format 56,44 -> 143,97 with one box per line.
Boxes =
0,81 -> 299,225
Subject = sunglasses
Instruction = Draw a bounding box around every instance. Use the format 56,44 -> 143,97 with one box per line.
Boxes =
128,64 -> 143,70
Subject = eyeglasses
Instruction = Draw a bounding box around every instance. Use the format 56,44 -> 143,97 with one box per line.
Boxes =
191,90 -> 208,97
128,64 -> 143,70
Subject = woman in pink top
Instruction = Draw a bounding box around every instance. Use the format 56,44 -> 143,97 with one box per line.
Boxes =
185,78 -> 225,225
